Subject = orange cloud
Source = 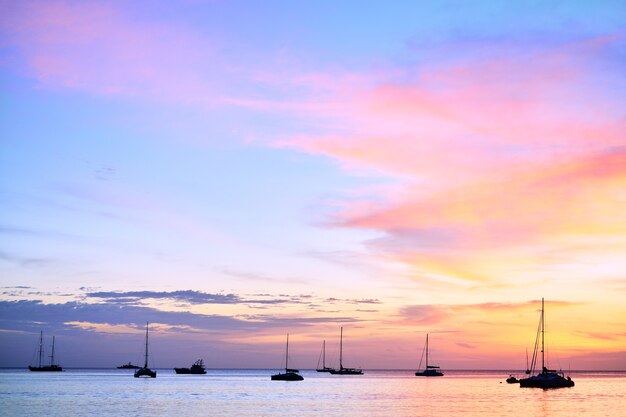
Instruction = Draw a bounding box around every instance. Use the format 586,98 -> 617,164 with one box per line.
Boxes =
279,34 -> 626,286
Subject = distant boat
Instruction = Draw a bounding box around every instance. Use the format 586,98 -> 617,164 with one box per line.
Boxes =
518,298 -> 574,389
506,375 -> 520,384
117,362 -> 141,369
415,334 -> 443,377
134,322 -> 157,378
506,349 -> 528,383
271,334 -> 304,381
29,331 -> 63,372
329,327 -> 363,375
316,339 -> 334,372
175,359 -> 207,374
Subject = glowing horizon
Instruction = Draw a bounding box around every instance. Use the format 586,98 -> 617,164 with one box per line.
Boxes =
1,1 -> 625,370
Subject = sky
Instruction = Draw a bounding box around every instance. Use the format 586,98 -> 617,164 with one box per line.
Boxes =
0,0 -> 625,370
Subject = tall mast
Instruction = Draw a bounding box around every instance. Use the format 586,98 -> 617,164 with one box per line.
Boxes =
541,297 -> 546,373
285,334 -> 289,371
38,331 -> 43,368
144,322 -> 149,369
426,333 -> 429,368
322,340 -> 326,368
339,327 -> 343,369
50,336 -> 56,366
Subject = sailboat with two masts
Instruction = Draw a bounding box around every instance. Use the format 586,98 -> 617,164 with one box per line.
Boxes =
415,333 -> 443,377
134,322 -> 157,378
271,334 -> 304,381
329,327 -> 363,375
316,339 -> 334,372
29,331 -> 62,372
518,298 -> 574,389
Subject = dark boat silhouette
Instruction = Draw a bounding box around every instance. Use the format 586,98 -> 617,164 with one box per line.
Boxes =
519,298 -> 574,389
415,333 -> 443,377
506,349 -> 528,383
134,322 -> 157,378
506,375 -> 520,383
329,327 -> 363,375
29,331 -> 63,372
316,339 -> 334,372
271,334 -> 304,381
175,359 -> 207,374
117,362 -> 141,369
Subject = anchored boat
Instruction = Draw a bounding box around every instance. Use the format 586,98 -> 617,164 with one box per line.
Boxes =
271,334 -> 304,381
518,298 -> 574,389
315,340 -> 334,372
329,327 -> 363,375
175,359 -> 207,374
506,375 -> 520,384
29,331 -> 62,372
415,333 -> 443,377
134,322 -> 157,378
117,362 -> 141,369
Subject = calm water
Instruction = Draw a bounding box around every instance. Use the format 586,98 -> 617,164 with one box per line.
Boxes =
1,369 -> 625,417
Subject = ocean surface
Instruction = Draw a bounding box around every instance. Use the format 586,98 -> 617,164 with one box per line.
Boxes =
1,369 -> 625,417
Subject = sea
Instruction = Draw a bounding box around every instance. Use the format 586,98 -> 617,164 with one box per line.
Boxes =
1,369 -> 625,417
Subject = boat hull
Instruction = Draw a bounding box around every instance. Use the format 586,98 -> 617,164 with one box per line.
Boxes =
271,372 -> 303,381
316,368 -> 334,373
329,368 -> 363,375
134,368 -> 157,378
415,369 -> 443,377
519,373 -> 574,389
174,367 -> 206,374
118,363 -> 140,369
29,366 -> 62,372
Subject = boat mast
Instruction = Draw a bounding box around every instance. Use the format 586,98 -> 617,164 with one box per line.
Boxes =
339,327 -> 343,370
323,340 -> 326,368
541,297 -> 546,373
285,334 -> 289,371
144,322 -> 149,369
425,334 -> 429,368
38,331 -> 43,368
50,336 -> 56,366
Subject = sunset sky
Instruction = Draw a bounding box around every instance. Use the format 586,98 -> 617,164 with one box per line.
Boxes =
1,1 -> 625,370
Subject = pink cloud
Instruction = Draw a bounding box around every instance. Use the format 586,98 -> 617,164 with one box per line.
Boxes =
1,0 -> 221,105
278,34 -> 626,283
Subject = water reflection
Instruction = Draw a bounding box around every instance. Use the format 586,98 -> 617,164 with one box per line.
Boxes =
0,369 -> 623,417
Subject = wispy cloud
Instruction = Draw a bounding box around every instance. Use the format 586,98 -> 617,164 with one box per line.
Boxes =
275,33 -> 626,285
396,300 -> 580,326
0,1 -> 221,105
325,297 -> 381,305
0,251 -> 52,268
85,290 -> 318,306
87,290 -> 242,305
217,268 -> 310,286
0,299 -> 358,335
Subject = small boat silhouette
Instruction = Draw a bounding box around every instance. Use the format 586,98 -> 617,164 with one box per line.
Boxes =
175,359 -> 207,374
134,322 -> 156,378
329,327 -> 363,375
271,334 -> 304,381
316,340 -> 334,372
415,334 -> 443,377
117,362 -> 141,369
29,331 -> 63,372
518,299 -> 574,389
